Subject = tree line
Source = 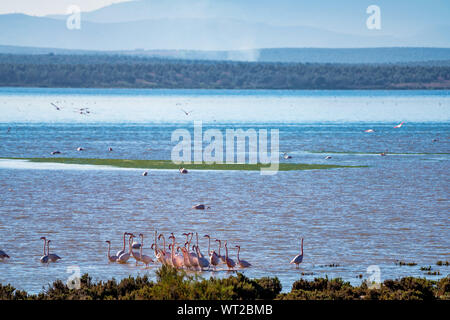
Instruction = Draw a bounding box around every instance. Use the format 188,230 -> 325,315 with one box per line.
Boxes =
0,54 -> 449,89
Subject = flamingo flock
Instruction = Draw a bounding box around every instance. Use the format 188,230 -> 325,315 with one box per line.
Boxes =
104,231 -> 253,271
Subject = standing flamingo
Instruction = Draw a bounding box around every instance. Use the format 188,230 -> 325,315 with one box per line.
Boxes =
105,241 -> 119,262
139,234 -> 154,267
169,235 -> 184,269
224,241 -> 236,271
117,236 -> 132,264
290,238 -> 304,268
47,240 -> 61,262
116,232 -> 129,257
195,245 -> 210,270
209,250 -> 220,270
215,239 -> 226,264
235,245 -> 252,268
39,237 -> 49,263
129,234 -> 142,265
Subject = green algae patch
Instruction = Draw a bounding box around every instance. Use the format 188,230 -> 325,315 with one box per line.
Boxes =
2,157 -> 367,171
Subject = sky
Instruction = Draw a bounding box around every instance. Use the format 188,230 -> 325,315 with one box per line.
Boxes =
0,0 -> 132,16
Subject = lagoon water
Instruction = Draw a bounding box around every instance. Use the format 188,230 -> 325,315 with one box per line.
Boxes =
0,88 -> 449,294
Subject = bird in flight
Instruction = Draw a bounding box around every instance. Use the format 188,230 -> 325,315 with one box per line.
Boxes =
180,108 -> 193,116
51,103 -> 62,111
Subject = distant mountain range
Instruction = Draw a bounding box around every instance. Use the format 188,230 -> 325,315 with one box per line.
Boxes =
1,45 -> 450,64
0,0 -> 448,62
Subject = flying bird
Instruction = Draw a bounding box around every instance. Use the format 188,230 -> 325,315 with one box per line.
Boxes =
180,108 -> 193,116
51,103 -> 62,111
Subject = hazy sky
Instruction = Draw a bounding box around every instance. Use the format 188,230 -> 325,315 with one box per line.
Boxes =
0,0 -> 132,16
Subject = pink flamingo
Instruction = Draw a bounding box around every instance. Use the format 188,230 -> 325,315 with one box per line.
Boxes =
224,241 -> 235,270
235,245 -> 252,268
215,239 -> 226,264
105,241 -> 119,262
290,238 -> 304,268
169,235 -> 184,269
139,234 -> 154,267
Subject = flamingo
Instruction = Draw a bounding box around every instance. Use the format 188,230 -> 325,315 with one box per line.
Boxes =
195,245 -> 210,270
290,238 -> 304,268
158,234 -> 172,265
139,234 -> 154,267
204,235 -> 212,258
235,245 -> 252,268
0,250 -> 9,260
394,121 -> 404,128
129,234 -> 142,265
47,240 -> 61,262
209,250 -> 220,270
117,236 -> 132,264
105,241 -> 119,262
116,232 -> 129,257
39,237 -> 49,263
215,239 -> 226,264
179,245 -> 193,269
169,235 -> 184,269
224,241 -> 236,271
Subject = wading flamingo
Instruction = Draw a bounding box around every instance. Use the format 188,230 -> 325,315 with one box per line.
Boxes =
290,238 -> 304,268
195,245 -> 210,270
224,241 -> 236,271
47,240 -> 61,262
215,239 -> 226,264
39,237 -> 49,263
116,232 -> 129,257
139,234 -> 154,267
105,241 -> 119,262
169,235 -> 184,269
209,250 -> 220,270
117,236 -> 132,264
129,234 -> 142,265
235,245 -> 252,268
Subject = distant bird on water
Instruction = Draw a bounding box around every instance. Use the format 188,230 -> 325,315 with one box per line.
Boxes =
142,171 -> 148,176
282,152 -> 292,159
364,129 -> 375,133
324,156 -> 332,159
179,167 -> 188,174
77,147 -> 84,151
394,122 -> 404,128
192,204 -> 210,210
290,238 -> 304,268
0,249 -> 10,260
51,151 -> 61,155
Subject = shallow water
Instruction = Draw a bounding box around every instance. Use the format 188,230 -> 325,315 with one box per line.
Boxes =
0,88 -> 449,294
